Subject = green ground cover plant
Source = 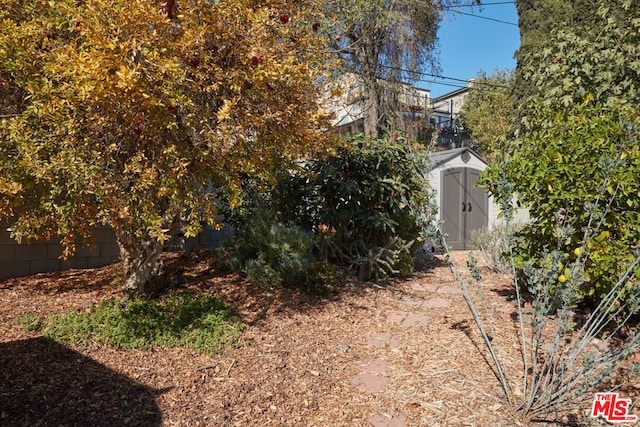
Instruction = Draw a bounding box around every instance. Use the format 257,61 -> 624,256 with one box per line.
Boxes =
19,292 -> 243,356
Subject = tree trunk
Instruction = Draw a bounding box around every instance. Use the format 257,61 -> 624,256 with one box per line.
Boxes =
115,232 -> 164,295
363,75 -> 380,138
380,80 -> 404,134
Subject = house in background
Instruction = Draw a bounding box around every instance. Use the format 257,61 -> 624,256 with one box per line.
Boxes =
327,78 -> 527,250
329,75 -> 476,150
430,83 -> 474,150
328,74 -> 432,138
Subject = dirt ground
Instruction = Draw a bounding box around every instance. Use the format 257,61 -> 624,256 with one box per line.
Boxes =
1,250 -> 638,426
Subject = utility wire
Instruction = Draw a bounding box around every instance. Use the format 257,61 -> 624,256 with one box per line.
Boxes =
445,8 -> 518,26
378,64 -> 511,90
444,1 -> 516,7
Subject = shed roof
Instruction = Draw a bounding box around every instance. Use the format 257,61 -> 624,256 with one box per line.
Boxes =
428,147 -> 487,170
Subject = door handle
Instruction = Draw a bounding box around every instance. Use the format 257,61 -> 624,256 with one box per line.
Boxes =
468,202 -> 472,212
462,202 -> 466,212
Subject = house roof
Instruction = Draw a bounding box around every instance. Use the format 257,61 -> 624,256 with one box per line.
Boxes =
432,86 -> 470,103
428,147 -> 487,170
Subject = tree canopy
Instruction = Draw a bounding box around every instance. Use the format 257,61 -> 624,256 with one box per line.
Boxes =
0,0 -> 337,293
514,0 -> 638,109
484,1 -> 640,303
458,69 -> 514,162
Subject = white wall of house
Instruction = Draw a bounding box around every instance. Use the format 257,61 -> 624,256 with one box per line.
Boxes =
327,73 -> 432,130
328,75 -> 365,128
431,86 -> 470,131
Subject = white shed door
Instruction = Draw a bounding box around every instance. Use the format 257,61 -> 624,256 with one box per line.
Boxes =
441,167 -> 488,250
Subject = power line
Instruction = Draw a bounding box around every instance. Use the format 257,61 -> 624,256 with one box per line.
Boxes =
415,77 -> 508,94
378,64 -> 511,90
444,8 -> 518,26
445,1 -> 516,7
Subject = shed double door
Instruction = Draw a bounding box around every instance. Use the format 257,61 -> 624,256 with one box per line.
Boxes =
441,167 -> 488,250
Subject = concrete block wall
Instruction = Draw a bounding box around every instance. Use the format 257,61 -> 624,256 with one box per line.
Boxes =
0,224 -> 120,280
0,221 -> 231,281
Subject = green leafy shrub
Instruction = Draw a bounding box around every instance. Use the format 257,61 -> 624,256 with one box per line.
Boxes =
306,132 -> 438,281
218,133 -> 437,285
42,292 -> 243,355
483,103 -> 640,303
219,206 -> 315,289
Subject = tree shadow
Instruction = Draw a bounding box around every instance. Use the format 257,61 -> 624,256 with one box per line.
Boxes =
156,249 -> 436,327
0,338 -> 165,427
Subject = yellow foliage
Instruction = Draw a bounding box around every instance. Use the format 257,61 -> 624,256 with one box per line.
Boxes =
0,0 -> 338,256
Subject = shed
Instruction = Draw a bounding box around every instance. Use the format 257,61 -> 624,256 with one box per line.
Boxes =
427,147 -> 501,250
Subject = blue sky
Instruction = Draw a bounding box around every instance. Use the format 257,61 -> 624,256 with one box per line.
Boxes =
421,2 -> 521,97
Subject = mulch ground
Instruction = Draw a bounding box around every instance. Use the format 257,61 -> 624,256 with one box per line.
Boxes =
1,250 -> 638,426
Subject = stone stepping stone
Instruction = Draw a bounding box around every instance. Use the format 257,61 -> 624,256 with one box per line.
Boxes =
359,359 -> 386,375
500,306 -> 517,321
422,297 -> 452,309
402,312 -> 429,327
350,373 -> 387,393
436,285 -> 462,295
386,310 -> 407,324
362,332 -> 401,349
368,413 -> 407,427
387,310 -> 429,328
410,282 -> 439,292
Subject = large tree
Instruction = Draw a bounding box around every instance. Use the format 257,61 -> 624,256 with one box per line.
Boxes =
514,0 -> 635,108
485,1 -> 640,302
330,0 -> 466,137
0,0 -> 336,293
458,69 -> 515,162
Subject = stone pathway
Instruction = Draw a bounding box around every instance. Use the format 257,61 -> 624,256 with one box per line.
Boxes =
350,281 -> 462,427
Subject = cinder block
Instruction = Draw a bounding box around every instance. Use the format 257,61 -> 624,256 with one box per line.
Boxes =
183,237 -> 202,251
47,243 -> 64,260
0,228 -> 17,244
61,257 -> 89,270
15,243 -> 48,261
0,261 -> 31,279
75,243 -> 100,258
203,226 -> 232,248
0,245 -> 16,261
93,228 -> 116,243
100,242 -> 120,258
29,259 -> 62,275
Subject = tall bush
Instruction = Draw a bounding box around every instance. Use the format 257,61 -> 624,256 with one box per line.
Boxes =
307,133 -> 438,281
220,133 -> 437,284
483,103 -> 640,303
